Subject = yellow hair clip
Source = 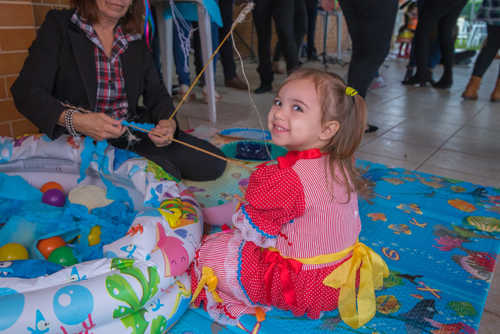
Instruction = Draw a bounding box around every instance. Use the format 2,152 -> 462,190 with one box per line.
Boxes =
345,86 -> 358,97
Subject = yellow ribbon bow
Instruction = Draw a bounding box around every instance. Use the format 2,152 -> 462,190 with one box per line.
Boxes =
322,242 -> 389,329
345,86 -> 358,97
191,266 -> 223,303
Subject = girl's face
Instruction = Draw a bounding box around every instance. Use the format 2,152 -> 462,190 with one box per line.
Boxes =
96,0 -> 132,24
268,78 -> 338,152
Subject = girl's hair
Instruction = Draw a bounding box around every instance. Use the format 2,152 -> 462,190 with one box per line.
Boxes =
280,68 -> 373,200
71,0 -> 145,35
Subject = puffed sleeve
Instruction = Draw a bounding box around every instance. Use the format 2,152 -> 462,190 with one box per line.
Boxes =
233,163 -> 305,247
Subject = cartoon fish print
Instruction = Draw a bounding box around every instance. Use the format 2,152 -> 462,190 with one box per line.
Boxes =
453,251 -> 495,281
397,203 -> 423,215
400,299 -> 437,334
388,224 -> 412,235
424,318 -> 476,334
367,213 -> 387,222
27,309 -> 50,334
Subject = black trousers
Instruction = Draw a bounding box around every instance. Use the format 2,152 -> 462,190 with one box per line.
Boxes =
253,0 -> 304,84
472,25 -> 500,79
305,0 -> 319,58
272,0 -> 308,65
110,128 -> 226,181
338,0 -> 398,98
414,0 -> 467,76
219,0 -> 237,81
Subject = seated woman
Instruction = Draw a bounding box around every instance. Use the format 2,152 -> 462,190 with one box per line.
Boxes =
11,0 -> 226,181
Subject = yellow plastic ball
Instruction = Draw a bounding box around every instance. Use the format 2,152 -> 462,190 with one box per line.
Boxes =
88,226 -> 101,246
0,243 -> 29,261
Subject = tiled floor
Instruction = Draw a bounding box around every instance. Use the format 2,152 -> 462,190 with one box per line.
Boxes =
175,54 -> 500,333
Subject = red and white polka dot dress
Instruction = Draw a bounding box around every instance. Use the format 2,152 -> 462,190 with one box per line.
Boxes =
191,149 -> 361,325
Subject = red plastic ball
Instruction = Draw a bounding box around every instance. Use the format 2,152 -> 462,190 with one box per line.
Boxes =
37,236 -> 66,259
40,181 -> 64,193
42,188 -> 66,207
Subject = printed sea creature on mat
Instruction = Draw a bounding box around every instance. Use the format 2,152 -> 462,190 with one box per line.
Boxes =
448,199 -> 477,213
434,236 -> 496,281
367,213 -> 387,222
434,224 -> 498,241
447,301 -> 477,317
425,318 -> 477,334
383,270 -> 404,288
416,176 -> 447,189
397,203 -> 423,215
409,217 -> 427,228
399,299 -> 437,334
395,272 -> 424,285
383,177 -> 404,185
451,186 -> 467,193
376,295 -> 400,314
388,224 -> 412,235
464,216 -> 500,233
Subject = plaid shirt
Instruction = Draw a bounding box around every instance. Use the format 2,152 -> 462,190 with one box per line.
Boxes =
71,12 -> 141,119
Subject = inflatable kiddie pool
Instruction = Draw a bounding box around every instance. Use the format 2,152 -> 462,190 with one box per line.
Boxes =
0,134 -> 202,333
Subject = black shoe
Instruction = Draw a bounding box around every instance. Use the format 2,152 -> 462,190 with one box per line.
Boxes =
432,76 -> 453,89
404,72 -> 434,87
365,124 -> 379,133
401,67 -> 415,84
254,84 -> 272,94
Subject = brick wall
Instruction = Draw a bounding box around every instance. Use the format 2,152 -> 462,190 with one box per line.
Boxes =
0,0 -> 69,138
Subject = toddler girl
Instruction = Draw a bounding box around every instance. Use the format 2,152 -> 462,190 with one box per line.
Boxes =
191,68 -> 388,329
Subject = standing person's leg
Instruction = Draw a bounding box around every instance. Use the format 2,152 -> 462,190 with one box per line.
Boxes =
305,0 -> 319,60
219,0 -> 236,82
338,0 -> 398,98
294,0 -> 308,61
272,0 -> 300,74
218,0 -> 246,89
463,25 -> 500,100
433,0 -> 468,88
253,0 -> 274,93
409,0 -> 442,85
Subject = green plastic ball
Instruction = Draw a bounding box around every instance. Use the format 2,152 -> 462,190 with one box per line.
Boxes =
47,246 -> 77,266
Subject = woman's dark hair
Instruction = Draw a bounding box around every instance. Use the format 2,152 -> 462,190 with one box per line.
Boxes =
71,0 -> 145,34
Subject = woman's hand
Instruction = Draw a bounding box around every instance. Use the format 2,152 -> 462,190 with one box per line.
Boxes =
148,119 -> 176,147
73,112 -> 126,141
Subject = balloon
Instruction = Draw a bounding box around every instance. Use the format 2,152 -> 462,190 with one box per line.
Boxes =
42,188 -> 66,207
37,236 -> 66,259
0,243 -> 29,261
40,181 -> 64,193
48,246 -> 77,266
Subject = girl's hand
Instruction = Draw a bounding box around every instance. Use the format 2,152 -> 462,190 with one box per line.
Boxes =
148,119 -> 176,147
73,112 -> 126,141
